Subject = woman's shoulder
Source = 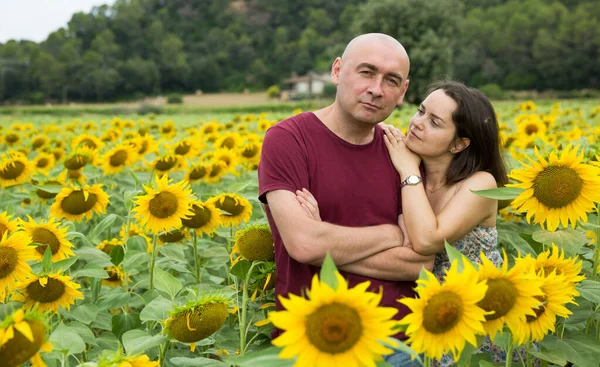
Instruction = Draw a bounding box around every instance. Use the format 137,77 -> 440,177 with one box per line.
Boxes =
462,171 -> 497,191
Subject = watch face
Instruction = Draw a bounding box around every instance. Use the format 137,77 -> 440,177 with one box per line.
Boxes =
408,175 -> 420,184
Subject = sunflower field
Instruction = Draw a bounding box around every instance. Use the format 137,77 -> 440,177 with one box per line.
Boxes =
0,100 -> 599,367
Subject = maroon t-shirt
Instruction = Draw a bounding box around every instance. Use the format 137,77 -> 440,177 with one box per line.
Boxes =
258,112 -> 416,338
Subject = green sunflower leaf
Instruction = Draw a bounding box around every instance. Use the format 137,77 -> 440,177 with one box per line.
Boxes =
531,228 -> 587,256
320,252 -> 339,290
444,240 -> 475,272
153,266 -> 183,300
470,187 -> 524,200
88,213 -> 119,244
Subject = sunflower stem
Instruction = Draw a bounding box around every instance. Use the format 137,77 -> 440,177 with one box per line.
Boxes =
239,261 -> 258,357
505,332 -> 514,367
149,234 -> 158,290
423,355 -> 431,367
192,230 -> 201,283
159,339 -> 170,366
593,204 -> 600,282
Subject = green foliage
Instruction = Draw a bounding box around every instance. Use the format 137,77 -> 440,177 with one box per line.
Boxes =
479,83 -> 505,100
266,85 -> 280,99
322,83 -> 337,98
167,93 -> 184,104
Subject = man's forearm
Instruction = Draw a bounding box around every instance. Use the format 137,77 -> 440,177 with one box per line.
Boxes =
339,247 -> 435,281
302,221 -> 403,267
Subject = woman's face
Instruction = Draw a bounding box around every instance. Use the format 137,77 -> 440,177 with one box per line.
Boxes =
405,89 -> 459,158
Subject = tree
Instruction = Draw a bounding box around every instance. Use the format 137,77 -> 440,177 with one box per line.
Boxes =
353,0 -> 464,103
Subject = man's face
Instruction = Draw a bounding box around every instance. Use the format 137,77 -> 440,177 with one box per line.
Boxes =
332,41 -> 409,126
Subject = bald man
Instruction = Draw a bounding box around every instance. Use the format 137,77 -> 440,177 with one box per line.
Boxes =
258,33 -> 432,365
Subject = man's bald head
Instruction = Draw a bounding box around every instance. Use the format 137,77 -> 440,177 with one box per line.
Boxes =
341,33 -> 410,77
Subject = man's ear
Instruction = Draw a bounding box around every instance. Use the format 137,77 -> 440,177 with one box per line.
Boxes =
396,79 -> 410,105
331,57 -> 342,86
452,137 -> 470,153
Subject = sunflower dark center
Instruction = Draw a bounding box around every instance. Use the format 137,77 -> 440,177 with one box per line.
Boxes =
526,295 -> 547,322
175,142 -> 191,155
68,169 -> 82,179
0,319 -> 45,367
305,302 -> 362,354
533,166 -> 583,209
209,164 -> 224,178
478,278 -> 518,321
221,137 -> 235,149
0,161 -> 25,180
149,192 -> 178,218
237,228 -> 274,261
182,204 -> 211,228
139,140 -> 149,154
80,138 -> 97,149
423,291 -> 463,334
109,150 -> 128,166
36,158 -> 49,168
168,303 -> 229,343
159,229 -> 186,243
525,124 -> 539,135
241,145 -> 259,158
5,134 -> 19,143
155,157 -> 177,171
64,155 -> 90,170
189,166 -> 207,180
60,190 -> 98,214
32,138 -> 46,149
27,277 -> 66,303
215,196 -> 244,216
32,228 -> 61,256
0,247 -> 18,278
541,266 -> 561,276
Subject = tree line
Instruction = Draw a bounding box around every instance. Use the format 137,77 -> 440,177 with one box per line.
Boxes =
0,0 -> 598,104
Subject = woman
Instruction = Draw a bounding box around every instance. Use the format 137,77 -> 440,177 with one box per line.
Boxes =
296,80 -> 514,365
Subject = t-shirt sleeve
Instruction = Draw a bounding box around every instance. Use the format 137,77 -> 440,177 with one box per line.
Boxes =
258,125 -> 309,205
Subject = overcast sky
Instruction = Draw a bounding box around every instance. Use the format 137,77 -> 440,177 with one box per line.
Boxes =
0,0 -> 117,43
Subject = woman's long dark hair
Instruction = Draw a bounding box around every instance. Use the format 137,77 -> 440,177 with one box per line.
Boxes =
429,80 -> 508,186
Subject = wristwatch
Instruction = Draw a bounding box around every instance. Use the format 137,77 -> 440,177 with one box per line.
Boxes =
400,174 -> 422,188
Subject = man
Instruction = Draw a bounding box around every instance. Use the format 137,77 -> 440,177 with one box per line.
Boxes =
258,33 -> 434,366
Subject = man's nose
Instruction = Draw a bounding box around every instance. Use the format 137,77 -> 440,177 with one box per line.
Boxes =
367,77 -> 383,97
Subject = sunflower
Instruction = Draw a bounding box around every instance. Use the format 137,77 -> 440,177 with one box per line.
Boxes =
128,135 -> 158,157
199,121 -> 220,135
238,141 -> 261,168
185,163 -> 210,183
34,180 -> 64,201
512,261 -> 575,344
102,143 -> 138,174
151,154 -> 180,176
166,294 -> 229,351
270,272 -> 399,367
0,231 -> 37,300
62,145 -> 96,170
132,175 -> 195,234
532,244 -> 584,297
207,193 -> 252,227
32,152 -> 56,175
20,216 -> 75,262
0,211 -> 19,238
212,148 -> 240,175
160,120 -> 177,138
475,252 -> 543,341
51,147 -> 65,162
50,184 -> 110,222
119,223 -> 151,251
71,133 -> 104,150
204,161 -> 228,183
102,266 -> 128,287
57,168 -> 87,185
14,272 -> 84,312
257,119 -> 272,132
181,200 -> 220,237
508,145 -> 600,231
172,138 -> 198,158
399,260 -> 489,361
230,224 -> 274,266
3,132 -> 21,146
214,132 -> 242,150
101,354 -> 159,367
0,308 -> 52,367
158,228 -> 191,245
97,238 -> 125,255
0,152 -> 34,188
30,135 -> 49,151
520,101 -> 536,111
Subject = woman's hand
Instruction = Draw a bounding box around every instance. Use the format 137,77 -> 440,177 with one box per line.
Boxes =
381,125 -> 421,177
296,188 -> 321,221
